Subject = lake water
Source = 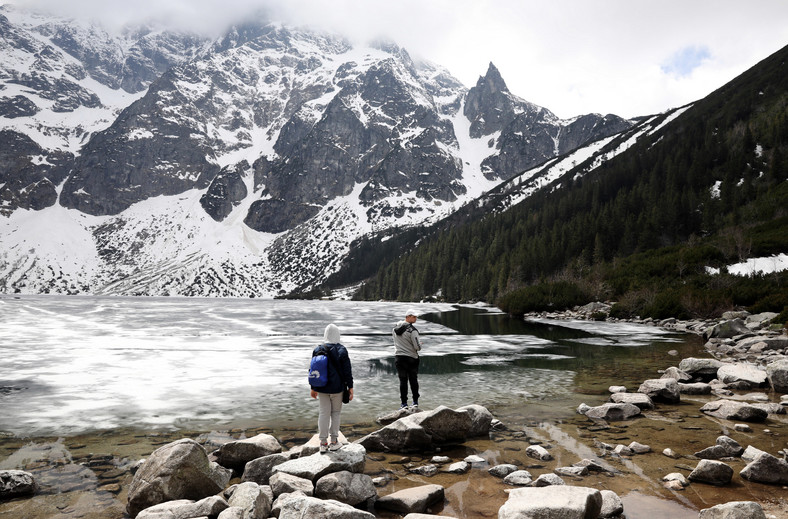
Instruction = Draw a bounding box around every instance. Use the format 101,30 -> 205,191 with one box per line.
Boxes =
0,295 -> 696,437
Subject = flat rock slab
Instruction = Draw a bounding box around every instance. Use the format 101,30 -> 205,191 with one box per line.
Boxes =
699,501 -> 767,519
609,392 -> 655,409
278,494 -> 375,519
273,444 -> 366,482
375,484 -> 445,514
499,486 -> 602,519
700,400 -> 768,422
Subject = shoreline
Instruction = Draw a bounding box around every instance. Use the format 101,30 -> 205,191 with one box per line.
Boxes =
2,306 -> 787,518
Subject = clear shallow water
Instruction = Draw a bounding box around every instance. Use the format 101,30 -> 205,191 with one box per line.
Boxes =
0,295 -> 696,437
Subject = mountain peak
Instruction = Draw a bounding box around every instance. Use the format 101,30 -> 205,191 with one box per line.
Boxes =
477,62 -> 509,94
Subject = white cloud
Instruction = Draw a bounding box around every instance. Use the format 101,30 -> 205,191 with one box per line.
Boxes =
9,0 -> 788,119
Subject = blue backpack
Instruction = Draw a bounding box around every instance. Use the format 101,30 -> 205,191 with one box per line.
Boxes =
308,345 -> 330,387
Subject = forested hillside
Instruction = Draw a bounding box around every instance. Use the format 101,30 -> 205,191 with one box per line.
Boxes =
346,44 -> 788,322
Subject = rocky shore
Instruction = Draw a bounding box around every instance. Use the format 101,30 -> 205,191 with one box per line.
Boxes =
2,304 -> 787,519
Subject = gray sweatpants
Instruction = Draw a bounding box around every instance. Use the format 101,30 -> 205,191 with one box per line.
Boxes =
317,392 -> 343,442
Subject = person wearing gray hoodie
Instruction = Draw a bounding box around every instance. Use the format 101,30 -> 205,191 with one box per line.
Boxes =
392,309 -> 422,409
310,323 -> 354,453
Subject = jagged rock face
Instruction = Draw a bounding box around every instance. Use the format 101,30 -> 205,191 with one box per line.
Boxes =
0,7 -> 637,297
0,130 -> 72,216
60,71 -> 219,215
466,62 -> 630,180
201,162 -> 249,222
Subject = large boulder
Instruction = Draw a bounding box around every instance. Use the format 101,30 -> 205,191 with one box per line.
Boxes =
0,470 -> 37,499
227,481 -> 272,519
678,358 -> 724,381
136,496 -> 228,519
766,359 -> 788,392
278,494 -> 375,519
375,484 -> 444,514
456,404 -> 494,436
694,436 -> 744,459
314,471 -> 377,506
739,452 -> 788,485
717,363 -> 768,389
498,486 -> 602,519
270,472 -> 314,497
242,453 -> 290,485
688,460 -> 733,486
637,378 -> 680,403
706,319 -> 750,339
359,405 -> 480,452
215,433 -> 282,471
609,392 -> 655,410
699,501 -> 767,519
700,400 -> 768,422
273,444 -> 366,482
127,439 -> 232,518
579,403 -> 642,421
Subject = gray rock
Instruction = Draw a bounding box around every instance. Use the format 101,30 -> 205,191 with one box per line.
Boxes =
739,335 -> 788,352
359,405 -> 474,452
525,445 -> 553,461
717,363 -> 768,389
430,456 -> 451,464
273,443 -> 366,482
445,461 -> 470,474
463,455 -> 486,464
750,402 -> 786,415
498,486 -> 602,519
410,465 -> 438,477
227,481 -> 272,519
661,473 -> 689,487
662,448 -> 679,459
216,433 -> 282,471
126,439 -> 230,518
741,445 -> 767,463
739,452 -> 788,485
581,403 -> 642,421
599,489 -> 624,518
637,378 -> 680,403
678,382 -> 712,394
488,464 -> 519,478
136,495 -> 228,519
404,514 -> 459,519
699,501 -> 767,519
217,506 -> 245,519
375,484 -> 444,514
278,494 -> 375,519
613,445 -> 633,456
628,441 -> 651,454
502,470 -> 533,486
270,472 -> 313,497
678,358 -> 724,381
241,453 -> 290,485
660,366 -> 692,382
608,386 -> 627,393
531,473 -> 565,487
699,400 -> 768,422
706,319 -> 750,339
766,359 -> 788,392
314,471 -> 377,506
609,392 -> 655,410
455,404 -> 494,436
554,466 -> 589,477
688,459 -> 734,486
0,470 -> 38,499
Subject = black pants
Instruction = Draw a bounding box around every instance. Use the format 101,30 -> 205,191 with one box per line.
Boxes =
395,355 -> 420,405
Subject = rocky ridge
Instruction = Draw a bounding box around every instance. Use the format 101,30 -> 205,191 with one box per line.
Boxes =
1,5 -> 633,298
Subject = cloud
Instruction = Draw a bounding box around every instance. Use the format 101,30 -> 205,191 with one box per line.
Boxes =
661,46 -> 712,78
8,0 -> 788,119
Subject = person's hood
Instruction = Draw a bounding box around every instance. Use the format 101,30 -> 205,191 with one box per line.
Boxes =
324,323 -> 341,344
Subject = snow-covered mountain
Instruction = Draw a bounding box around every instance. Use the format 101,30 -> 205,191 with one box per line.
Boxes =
0,5 -> 633,297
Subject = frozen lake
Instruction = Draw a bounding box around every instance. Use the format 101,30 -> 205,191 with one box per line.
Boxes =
0,295 -> 697,437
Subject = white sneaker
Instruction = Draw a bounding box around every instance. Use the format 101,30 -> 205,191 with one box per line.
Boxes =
328,441 -> 342,452
319,442 -> 328,454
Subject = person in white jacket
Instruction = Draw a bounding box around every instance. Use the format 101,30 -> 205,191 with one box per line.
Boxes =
392,309 -> 422,409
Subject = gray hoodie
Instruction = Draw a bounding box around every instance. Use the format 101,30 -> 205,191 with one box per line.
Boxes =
392,320 -> 421,359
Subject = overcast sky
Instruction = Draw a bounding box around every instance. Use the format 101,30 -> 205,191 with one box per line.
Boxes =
13,0 -> 788,119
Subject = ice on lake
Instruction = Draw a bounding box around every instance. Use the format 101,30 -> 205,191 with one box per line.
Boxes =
0,295 -> 688,436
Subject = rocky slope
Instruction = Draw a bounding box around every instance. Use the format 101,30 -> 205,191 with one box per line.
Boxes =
0,6 -> 633,297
